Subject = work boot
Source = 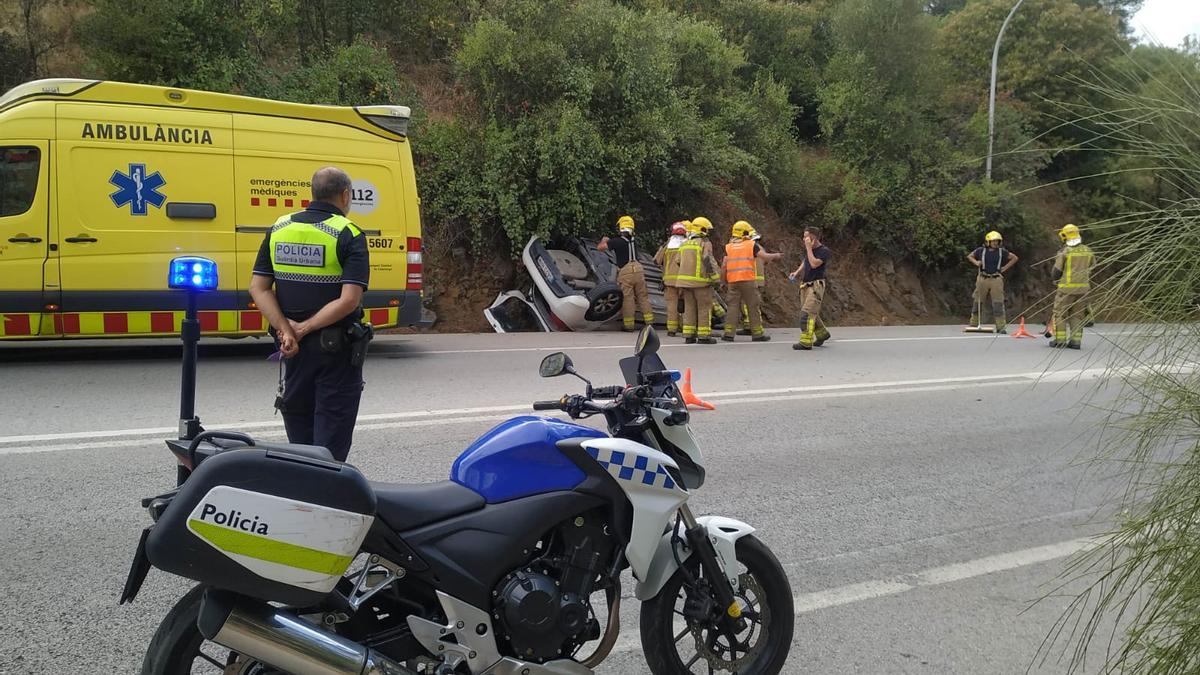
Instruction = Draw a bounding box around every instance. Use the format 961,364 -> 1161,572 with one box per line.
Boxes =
696,337 -> 717,345
1084,320 -> 1095,328
1048,341 -> 1065,348
722,334 -> 735,342
815,336 -> 828,347
996,328 -> 1007,335
1042,328 -> 1052,338
737,328 -> 752,336
667,331 -> 677,337
685,337 -> 696,344
793,343 -> 812,351
1068,341 -> 1081,350
752,335 -> 771,342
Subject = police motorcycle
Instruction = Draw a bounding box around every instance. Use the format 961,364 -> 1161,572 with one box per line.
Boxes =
122,326 -> 794,675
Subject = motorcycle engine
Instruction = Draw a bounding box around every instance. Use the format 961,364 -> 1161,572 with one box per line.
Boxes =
492,511 -> 613,662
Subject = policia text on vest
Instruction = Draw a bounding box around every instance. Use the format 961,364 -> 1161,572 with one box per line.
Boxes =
249,167 -> 372,462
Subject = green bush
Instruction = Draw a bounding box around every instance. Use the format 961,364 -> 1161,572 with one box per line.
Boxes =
416,0 -> 797,254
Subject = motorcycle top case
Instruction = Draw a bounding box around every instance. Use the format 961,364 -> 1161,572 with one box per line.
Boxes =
145,448 -> 376,606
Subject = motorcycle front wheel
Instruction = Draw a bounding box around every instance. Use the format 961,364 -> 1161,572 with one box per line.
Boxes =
640,535 -> 794,674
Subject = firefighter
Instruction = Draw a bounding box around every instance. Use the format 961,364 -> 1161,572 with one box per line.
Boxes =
722,221 -> 782,342
249,166 -> 372,462
789,226 -> 832,351
654,221 -> 689,336
677,217 -> 721,344
738,228 -> 772,335
1049,223 -> 1095,349
599,215 -> 654,332
966,230 -> 1019,332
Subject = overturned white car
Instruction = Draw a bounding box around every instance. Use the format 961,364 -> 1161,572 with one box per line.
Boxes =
485,236 -> 727,332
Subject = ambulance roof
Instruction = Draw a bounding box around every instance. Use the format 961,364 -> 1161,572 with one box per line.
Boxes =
0,79 -> 411,139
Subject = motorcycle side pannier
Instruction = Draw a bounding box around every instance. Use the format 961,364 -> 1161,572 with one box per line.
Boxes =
146,448 -> 376,606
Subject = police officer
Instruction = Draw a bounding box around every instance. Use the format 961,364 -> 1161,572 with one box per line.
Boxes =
1050,223 -> 1094,349
966,231 -> 1019,333
789,226 -> 832,351
722,221 -> 781,342
599,215 -> 654,332
249,166 -> 370,461
677,218 -> 721,344
654,221 -> 688,336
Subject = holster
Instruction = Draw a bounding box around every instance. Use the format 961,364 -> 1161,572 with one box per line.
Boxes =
319,326 -> 347,354
346,322 -> 374,367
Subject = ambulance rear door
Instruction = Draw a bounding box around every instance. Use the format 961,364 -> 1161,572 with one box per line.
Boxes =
55,103 -> 235,336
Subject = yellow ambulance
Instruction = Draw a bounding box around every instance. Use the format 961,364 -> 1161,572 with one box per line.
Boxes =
0,78 -> 428,339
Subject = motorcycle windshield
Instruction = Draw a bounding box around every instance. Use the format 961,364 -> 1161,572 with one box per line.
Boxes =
619,353 -> 667,387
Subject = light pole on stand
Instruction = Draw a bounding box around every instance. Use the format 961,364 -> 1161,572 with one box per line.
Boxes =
168,256 -> 218,443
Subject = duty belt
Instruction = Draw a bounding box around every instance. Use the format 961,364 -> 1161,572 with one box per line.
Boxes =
799,279 -> 826,288
980,272 -> 1002,278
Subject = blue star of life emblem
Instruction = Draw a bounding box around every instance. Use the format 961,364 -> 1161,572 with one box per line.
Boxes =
109,163 -> 166,216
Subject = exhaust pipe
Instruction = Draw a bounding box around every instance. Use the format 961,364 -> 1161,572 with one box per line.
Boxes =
198,590 -> 417,675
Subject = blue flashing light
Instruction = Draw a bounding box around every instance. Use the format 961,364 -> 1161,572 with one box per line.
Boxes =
668,370 -> 682,382
168,256 -> 218,291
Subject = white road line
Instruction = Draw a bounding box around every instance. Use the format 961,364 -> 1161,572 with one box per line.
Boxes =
0,364 -> 1161,454
610,537 -> 1091,655
416,334 -> 995,355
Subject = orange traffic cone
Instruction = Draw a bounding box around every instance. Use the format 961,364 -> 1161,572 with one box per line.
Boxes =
680,368 -> 715,411
1011,316 -> 1037,339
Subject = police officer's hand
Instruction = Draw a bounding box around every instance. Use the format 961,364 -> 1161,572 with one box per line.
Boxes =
278,330 -> 299,358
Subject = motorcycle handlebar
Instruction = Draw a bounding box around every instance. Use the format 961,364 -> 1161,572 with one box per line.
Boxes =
532,400 -> 563,411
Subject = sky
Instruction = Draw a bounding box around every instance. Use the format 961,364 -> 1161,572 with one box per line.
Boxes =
1132,0 -> 1200,48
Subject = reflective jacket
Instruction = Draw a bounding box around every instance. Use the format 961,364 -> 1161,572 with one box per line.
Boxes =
655,235 -> 686,287
1054,244 -> 1094,292
269,213 -> 361,283
724,239 -> 756,283
676,238 -> 720,288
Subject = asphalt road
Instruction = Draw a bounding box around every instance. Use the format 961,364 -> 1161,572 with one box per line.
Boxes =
0,325 -> 1148,674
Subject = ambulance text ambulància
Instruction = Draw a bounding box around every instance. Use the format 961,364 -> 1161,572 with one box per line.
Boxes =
0,78 -> 429,339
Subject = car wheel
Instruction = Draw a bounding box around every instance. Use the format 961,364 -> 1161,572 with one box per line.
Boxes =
584,281 -> 623,322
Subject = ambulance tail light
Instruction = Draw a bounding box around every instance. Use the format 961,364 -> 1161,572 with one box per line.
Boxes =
406,237 -> 423,291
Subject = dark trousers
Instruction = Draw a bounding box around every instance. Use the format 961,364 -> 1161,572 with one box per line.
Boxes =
280,334 -> 364,462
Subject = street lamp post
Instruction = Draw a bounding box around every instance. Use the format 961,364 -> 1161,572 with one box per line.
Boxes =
986,0 -> 1026,181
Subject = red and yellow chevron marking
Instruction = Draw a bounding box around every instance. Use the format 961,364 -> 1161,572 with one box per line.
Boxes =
0,307 -> 399,339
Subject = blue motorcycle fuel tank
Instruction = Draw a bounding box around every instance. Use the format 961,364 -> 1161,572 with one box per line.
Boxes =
451,416 -> 605,503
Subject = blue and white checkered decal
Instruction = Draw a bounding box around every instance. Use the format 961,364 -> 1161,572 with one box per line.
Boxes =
586,446 -> 677,491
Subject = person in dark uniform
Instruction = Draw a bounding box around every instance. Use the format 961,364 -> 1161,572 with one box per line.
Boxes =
249,166 -> 371,461
599,215 -> 654,331
789,226 -> 832,351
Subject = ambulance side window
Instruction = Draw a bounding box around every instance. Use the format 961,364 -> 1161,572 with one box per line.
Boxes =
0,146 -> 40,217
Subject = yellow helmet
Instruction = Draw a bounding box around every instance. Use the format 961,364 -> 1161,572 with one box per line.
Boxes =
985,231 -> 1002,243
617,215 -> 635,234
691,216 -> 713,236
732,220 -> 753,238
1059,223 -> 1081,244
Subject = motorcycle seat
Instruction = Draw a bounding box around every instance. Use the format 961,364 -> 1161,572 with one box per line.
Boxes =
370,481 -> 485,533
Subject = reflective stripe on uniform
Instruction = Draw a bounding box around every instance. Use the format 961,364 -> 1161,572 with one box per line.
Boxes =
1059,244 -> 1094,290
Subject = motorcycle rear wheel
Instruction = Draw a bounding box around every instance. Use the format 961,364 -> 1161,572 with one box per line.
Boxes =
140,585 -> 273,675
639,535 -> 793,674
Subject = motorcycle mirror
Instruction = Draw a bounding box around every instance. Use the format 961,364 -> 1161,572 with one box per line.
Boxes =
539,352 -> 573,378
635,325 -> 660,358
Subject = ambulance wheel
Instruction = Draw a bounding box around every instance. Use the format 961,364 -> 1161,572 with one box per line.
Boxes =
584,282 -> 623,322
140,585 -> 267,675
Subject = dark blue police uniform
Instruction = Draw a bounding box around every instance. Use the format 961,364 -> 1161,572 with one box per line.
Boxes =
252,200 -> 370,461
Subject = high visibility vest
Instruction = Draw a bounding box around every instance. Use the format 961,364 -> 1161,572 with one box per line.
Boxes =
724,239 -> 756,283
676,239 -> 718,288
1057,244 -> 1094,290
268,213 -> 361,283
